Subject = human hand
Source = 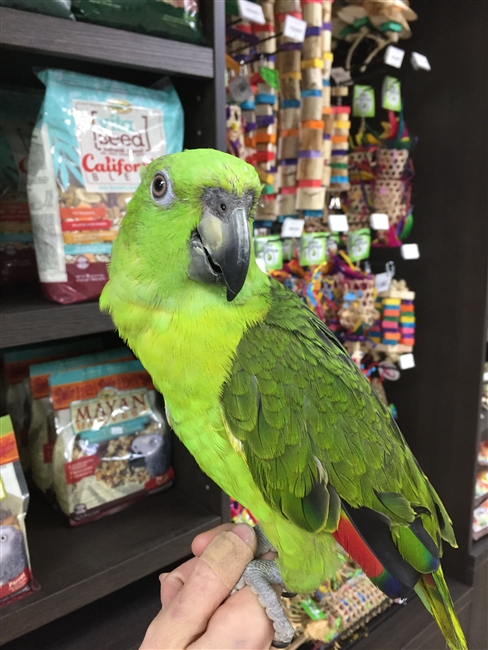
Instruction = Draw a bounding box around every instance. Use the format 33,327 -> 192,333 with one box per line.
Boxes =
140,523 -> 276,650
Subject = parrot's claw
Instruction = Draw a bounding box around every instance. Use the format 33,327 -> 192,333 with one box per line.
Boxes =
254,524 -> 277,557
232,559 -> 295,647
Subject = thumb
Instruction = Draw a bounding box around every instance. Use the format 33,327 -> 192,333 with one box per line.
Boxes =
199,524 -> 256,589
159,525 -> 256,648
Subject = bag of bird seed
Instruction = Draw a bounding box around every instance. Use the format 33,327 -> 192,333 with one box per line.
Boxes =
0,88 -> 43,286
0,416 -> 36,606
71,0 -> 205,45
28,346 -> 134,498
27,69 -> 183,304
2,337 -> 103,473
50,359 -> 174,525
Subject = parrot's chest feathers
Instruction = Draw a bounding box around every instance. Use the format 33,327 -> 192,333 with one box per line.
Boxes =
119,294 -> 262,423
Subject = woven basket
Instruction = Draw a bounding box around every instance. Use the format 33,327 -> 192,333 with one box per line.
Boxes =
373,179 -> 410,227
337,275 -> 379,329
348,149 -> 375,184
376,148 -> 409,180
342,183 -> 373,230
326,574 -> 388,625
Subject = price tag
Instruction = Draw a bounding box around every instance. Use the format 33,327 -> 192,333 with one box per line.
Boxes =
256,257 -> 267,272
353,85 -> 375,117
399,353 -> 415,370
238,0 -> 265,24
281,217 -> 305,238
228,75 -> 254,103
283,14 -> 307,42
370,212 -> 390,230
330,67 -> 352,85
382,76 -> 402,111
411,52 -> 431,71
328,214 -> 348,232
384,45 -> 405,68
375,272 -> 392,293
401,243 -> 420,260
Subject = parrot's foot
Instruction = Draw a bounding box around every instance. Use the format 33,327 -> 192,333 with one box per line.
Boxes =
253,528 -> 295,599
233,559 -> 295,647
254,524 -> 277,557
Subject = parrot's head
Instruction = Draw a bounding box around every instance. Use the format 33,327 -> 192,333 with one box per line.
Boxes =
106,149 -> 265,308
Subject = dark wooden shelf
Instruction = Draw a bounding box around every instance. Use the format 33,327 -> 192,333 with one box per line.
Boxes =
0,7 -> 214,79
0,487 -> 221,645
1,569 -> 164,650
0,285 -> 114,348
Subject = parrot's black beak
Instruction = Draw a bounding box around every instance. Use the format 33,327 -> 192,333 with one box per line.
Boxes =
188,190 -> 252,301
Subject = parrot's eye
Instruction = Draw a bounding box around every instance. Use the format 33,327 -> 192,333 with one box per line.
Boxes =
150,170 -> 175,207
152,173 -> 167,199
220,203 -> 227,211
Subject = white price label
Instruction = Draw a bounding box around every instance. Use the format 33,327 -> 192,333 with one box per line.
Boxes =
401,243 -> 420,260
238,0 -> 265,24
281,218 -> 305,238
370,212 -> 390,230
256,257 -> 267,272
399,353 -> 415,370
483,372 -> 488,382
328,214 -> 349,232
384,45 -> 405,69
411,52 -> 431,71
228,75 -> 254,103
283,14 -> 307,42
330,67 -> 352,85
375,272 -> 392,293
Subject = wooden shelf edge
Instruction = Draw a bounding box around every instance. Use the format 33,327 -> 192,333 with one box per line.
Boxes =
0,7 -> 214,79
0,286 -> 114,348
468,534 -> 488,580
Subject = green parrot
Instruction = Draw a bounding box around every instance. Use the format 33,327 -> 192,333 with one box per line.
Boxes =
101,149 -> 466,649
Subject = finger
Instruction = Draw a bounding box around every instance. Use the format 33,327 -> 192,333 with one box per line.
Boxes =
188,586 -> 275,650
191,523 -> 237,557
162,525 -> 256,648
159,558 -> 199,607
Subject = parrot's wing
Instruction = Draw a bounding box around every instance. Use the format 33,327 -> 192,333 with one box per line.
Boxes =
221,280 -> 456,561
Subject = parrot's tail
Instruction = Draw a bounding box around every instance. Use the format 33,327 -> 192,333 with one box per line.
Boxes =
414,566 -> 467,650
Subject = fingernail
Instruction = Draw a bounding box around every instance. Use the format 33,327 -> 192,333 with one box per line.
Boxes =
231,523 -> 255,546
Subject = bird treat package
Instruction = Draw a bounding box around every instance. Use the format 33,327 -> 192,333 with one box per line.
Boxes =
71,0 -> 205,45
50,359 -> 174,524
0,88 -> 42,286
0,416 -> 36,606
28,346 -> 134,498
27,69 -> 184,304
3,337 -> 103,472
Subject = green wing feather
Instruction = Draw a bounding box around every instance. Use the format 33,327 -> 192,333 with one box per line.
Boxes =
221,280 -> 456,557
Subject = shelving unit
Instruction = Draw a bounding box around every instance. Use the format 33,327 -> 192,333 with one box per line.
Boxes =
0,3 -> 227,647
